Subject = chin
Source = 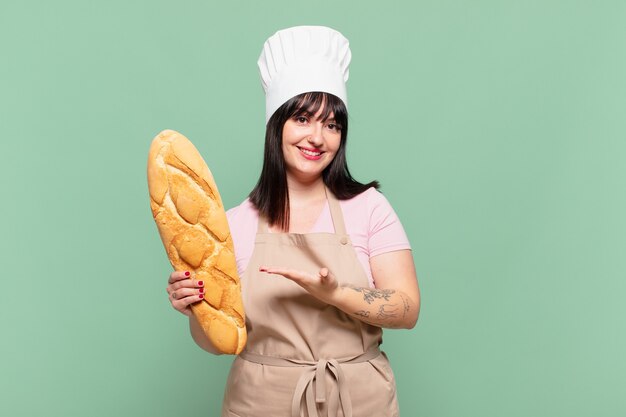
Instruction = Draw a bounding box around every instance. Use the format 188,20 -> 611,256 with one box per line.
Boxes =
289,166 -> 326,182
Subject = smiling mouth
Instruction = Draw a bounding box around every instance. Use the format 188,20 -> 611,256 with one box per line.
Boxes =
297,146 -> 323,157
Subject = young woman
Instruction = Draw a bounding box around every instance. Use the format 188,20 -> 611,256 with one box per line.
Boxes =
166,26 -> 420,417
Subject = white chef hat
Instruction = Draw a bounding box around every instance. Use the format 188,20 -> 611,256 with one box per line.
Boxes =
257,25 -> 351,123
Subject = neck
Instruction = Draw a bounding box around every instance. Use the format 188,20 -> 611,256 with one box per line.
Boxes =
286,174 -> 326,205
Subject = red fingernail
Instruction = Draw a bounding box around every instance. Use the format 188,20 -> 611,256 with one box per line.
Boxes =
198,280 -> 204,286
185,271 -> 190,277
199,288 -> 204,294
259,267 -> 267,272
199,294 -> 204,299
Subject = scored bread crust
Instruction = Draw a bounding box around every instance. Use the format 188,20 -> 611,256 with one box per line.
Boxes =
147,129 -> 246,354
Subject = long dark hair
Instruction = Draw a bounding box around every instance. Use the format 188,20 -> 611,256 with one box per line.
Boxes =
249,91 -> 380,231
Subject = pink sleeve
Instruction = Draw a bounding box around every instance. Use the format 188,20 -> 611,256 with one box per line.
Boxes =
226,199 -> 258,277
367,189 -> 412,258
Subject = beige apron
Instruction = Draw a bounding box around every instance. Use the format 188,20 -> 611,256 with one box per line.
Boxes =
222,188 -> 399,417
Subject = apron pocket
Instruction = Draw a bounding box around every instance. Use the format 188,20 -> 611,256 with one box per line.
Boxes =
343,358 -> 400,417
368,354 -> 395,383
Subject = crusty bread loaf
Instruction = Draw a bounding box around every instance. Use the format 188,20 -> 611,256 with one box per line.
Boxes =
147,129 -> 246,354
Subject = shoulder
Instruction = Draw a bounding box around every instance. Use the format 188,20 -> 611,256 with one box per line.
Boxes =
340,187 -> 395,217
226,198 -> 259,235
362,186 -> 392,207
226,198 -> 258,221
337,187 -> 402,241
343,187 -> 410,250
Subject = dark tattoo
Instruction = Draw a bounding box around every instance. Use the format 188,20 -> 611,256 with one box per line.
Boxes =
346,285 -> 396,304
399,293 -> 410,318
354,310 -> 370,318
377,304 -> 399,320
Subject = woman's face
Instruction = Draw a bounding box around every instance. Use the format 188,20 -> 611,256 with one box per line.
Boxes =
281,106 -> 342,183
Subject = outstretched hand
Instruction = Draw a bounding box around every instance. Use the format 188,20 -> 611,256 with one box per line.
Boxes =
259,265 -> 342,306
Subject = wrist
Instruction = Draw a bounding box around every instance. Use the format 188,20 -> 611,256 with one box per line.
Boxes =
327,285 -> 346,308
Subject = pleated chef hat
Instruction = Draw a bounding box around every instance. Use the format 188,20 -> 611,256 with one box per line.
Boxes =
258,26 -> 351,123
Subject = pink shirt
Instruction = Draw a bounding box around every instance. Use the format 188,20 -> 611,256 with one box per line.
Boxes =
226,187 -> 411,288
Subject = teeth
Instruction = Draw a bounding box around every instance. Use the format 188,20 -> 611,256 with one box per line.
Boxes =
300,148 -> 321,156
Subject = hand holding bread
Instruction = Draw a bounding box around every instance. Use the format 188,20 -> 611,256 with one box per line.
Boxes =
147,129 -> 247,355
166,270 -> 204,317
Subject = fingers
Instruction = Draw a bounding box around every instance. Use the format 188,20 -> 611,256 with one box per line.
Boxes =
318,268 -> 338,289
260,265 -> 335,287
170,285 -> 204,299
168,270 -> 191,284
171,292 -> 204,317
259,266 -> 302,282
166,271 -> 204,292
168,277 -> 204,293
259,265 -> 340,305
169,288 -> 204,316
166,270 -> 205,316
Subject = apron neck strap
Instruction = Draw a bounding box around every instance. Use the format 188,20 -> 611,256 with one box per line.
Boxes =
325,186 -> 347,236
256,186 -> 347,236
257,211 -> 269,233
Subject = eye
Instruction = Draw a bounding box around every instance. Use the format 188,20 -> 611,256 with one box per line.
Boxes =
295,116 -> 308,124
327,123 -> 341,132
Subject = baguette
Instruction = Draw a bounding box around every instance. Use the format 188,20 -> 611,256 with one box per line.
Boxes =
147,129 -> 246,354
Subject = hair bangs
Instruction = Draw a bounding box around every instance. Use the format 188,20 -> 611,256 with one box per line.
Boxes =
289,92 -> 347,127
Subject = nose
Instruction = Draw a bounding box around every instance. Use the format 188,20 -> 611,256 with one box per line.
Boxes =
307,121 -> 324,146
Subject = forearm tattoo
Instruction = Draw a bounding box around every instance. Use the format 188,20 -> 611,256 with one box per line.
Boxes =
399,293 -> 410,318
377,304 -> 399,320
346,285 -> 395,304
346,285 -> 412,327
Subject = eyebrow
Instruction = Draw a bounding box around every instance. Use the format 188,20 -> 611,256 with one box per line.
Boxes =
294,108 -> 337,123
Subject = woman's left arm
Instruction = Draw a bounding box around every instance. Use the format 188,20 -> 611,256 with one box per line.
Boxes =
342,249 -> 419,329
260,249 -> 420,329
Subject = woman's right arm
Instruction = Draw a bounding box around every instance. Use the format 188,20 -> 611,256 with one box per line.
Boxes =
188,315 -> 222,355
167,270 -> 223,355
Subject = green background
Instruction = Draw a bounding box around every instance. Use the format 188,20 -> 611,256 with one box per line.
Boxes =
1,1 -> 625,416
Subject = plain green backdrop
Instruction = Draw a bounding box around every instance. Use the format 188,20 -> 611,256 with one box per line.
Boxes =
1,1 -> 625,416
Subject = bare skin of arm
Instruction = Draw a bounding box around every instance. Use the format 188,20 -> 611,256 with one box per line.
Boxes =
188,315 -> 223,355
261,249 -> 420,329
343,249 -> 419,329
